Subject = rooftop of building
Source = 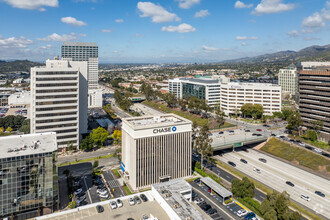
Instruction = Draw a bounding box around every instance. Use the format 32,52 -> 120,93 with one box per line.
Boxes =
122,113 -> 192,130
223,82 -> 281,88
152,178 -> 205,220
0,132 -> 57,159
62,42 -> 98,47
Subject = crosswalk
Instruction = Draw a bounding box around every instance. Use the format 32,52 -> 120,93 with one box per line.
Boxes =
107,179 -> 120,188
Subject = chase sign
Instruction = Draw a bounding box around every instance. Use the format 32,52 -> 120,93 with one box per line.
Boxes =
153,126 -> 177,134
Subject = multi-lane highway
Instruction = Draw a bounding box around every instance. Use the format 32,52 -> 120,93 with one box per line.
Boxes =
214,150 -> 330,219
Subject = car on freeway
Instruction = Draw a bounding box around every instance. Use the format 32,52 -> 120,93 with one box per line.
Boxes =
299,142 -> 306,147
315,191 -> 325,197
129,197 -> 135,206
256,129 -> 262,131
252,133 -> 258,136
140,194 -> 148,202
218,131 -> 224,135
228,161 -> 236,167
245,212 -> 256,220
253,167 -> 261,173
313,148 -> 322,153
300,194 -> 311,201
237,209 -> 248,217
240,159 -> 248,164
286,181 -> 295,187
110,201 -> 117,209
271,134 -> 276,136
263,124 -> 270,128
322,152 -> 330,158
134,195 -> 142,204
259,158 -> 267,163
245,129 -> 250,132
116,199 -> 123,207
305,146 -> 313,150
96,205 -> 104,213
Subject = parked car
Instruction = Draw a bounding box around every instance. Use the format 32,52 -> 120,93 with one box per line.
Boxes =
240,159 -> 248,164
315,191 -> 325,197
206,208 -> 217,215
97,188 -> 107,194
194,197 -> 204,205
141,214 -> 148,220
245,212 -> 256,220
259,158 -> 267,163
201,204 -> 211,211
110,201 -> 117,209
286,181 -> 295,187
129,197 -> 135,206
99,193 -> 109,199
74,188 -> 83,195
228,161 -> 236,167
134,195 -> 141,204
96,205 -> 104,213
140,194 -> 148,202
300,194 -> 311,201
116,199 -> 123,208
237,209 -> 248,217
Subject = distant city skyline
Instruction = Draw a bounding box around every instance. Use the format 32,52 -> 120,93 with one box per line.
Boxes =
0,0 -> 329,63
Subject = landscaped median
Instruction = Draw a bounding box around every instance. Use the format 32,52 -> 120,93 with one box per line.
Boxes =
261,137 -> 330,174
57,153 -> 115,167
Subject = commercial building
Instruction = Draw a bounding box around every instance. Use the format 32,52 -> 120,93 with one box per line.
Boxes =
298,62 -> 330,142
0,132 -> 58,219
30,59 -> 88,150
61,42 -> 102,108
8,91 -> 31,107
220,82 -> 281,116
278,64 -> 298,97
168,76 -> 229,107
121,114 -> 192,190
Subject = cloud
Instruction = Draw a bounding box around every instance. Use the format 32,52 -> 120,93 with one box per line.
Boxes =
37,33 -> 79,41
115,19 -> 124,23
161,23 -> 196,33
236,36 -> 258,40
2,0 -> 58,11
101,29 -> 112,33
0,36 -> 34,48
202,45 -> 219,51
61,17 -> 87,26
177,0 -> 200,9
134,33 -> 145,38
234,1 -> 253,9
241,42 -> 247,46
286,30 -> 299,37
137,2 -> 180,23
253,0 -> 295,15
194,9 -> 210,18
303,36 -> 320,41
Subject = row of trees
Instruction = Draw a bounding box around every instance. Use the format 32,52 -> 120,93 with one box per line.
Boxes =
114,91 -> 133,111
192,122 -> 213,169
0,115 -> 30,133
240,103 -> 264,119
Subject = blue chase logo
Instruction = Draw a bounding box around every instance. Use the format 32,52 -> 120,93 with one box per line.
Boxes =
172,126 -> 177,132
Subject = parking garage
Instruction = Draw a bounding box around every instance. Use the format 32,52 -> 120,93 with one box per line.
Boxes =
200,177 -> 233,203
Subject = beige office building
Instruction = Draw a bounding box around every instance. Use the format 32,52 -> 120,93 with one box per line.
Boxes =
278,64 -> 298,97
121,114 -> 192,190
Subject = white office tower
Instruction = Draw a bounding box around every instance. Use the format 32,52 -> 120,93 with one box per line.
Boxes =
278,64 -> 298,97
30,59 -> 88,150
121,114 -> 192,190
62,42 -> 102,107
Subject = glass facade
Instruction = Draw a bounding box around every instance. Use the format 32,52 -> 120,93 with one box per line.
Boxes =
0,152 -> 58,218
182,83 -> 206,99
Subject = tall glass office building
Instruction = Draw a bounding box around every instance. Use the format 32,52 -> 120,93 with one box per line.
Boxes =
0,133 -> 58,219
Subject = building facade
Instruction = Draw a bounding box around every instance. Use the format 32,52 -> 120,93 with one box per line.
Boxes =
299,63 -> 330,142
0,132 -> 58,219
278,64 -> 298,97
121,114 -> 192,190
30,59 -> 88,149
61,42 -> 102,108
220,82 -> 281,116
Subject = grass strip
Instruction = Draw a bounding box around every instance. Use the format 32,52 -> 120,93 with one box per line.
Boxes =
112,168 -> 121,178
123,185 -> 133,195
236,197 -> 262,217
58,153 -> 115,167
291,135 -> 330,152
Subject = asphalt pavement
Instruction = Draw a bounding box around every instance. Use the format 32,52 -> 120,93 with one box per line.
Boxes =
103,170 -> 126,198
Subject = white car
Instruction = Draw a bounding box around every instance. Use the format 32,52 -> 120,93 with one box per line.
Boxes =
237,209 -> 248,217
193,197 -> 204,205
116,199 -> 123,208
253,167 -> 261,173
74,188 -> 83,195
313,148 -> 322,153
129,197 -> 135,206
110,201 -> 117,209
301,194 -> 311,201
299,143 -> 306,147
97,189 -> 107,194
99,193 -> 109,199
251,217 -> 259,220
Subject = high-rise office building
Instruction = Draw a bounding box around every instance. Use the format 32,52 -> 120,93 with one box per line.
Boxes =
0,132 -> 58,219
61,42 -> 102,107
278,64 -> 298,97
30,59 -> 88,150
121,114 -> 192,190
298,62 -> 330,142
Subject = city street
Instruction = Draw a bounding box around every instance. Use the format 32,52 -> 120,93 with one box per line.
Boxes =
214,150 -> 330,219
132,103 -> 163,116
103,170 -> 126,198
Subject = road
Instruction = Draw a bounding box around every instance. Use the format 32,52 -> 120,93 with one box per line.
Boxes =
132,103 -> 163,116
103,170 -> 126,198
57,147 -> 116,164
214,149 -> 330,219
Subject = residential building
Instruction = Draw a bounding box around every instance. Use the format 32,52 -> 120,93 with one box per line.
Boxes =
298,62 -> 330,142
121,114 -> 192,190
220,82 -> 281,116
168,75 -> 229,107
61,42 -> 102,108
0,132 -> 58,219
278,64 -> 298,97
30,59 -> 88,150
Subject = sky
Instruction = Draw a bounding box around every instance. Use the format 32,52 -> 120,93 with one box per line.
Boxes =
0,0 -> 329,63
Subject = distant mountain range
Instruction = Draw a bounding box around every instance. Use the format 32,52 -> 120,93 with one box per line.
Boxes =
0,60 -> 42,73
222,44 -> 330,64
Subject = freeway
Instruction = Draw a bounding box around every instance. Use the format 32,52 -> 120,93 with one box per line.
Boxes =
214,150 -> 330,219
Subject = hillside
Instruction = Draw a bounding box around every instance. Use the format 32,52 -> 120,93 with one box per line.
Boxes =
222,44 -> 330,64
0,60 -> 42,73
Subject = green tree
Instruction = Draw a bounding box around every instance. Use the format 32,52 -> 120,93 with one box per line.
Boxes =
112,130 -> 122,145
306,130 -> 317,141
272,111 -> 284,120
311,120 -> 323,140
240,103 -> 254,118
0,127 -> 4,134
80,135 -> 94,151
282,108 -> 294,120
215,105 -> 225,127
178,98 -> 188,111
93,160 -> 99,169
252,104 -> 264,119
19,119 -> 30,134
286,111 -> 302,133
6,127 -> 13,132
194,124 -> 213,169
231,177 -> 255,198
162,92 -> 177,108
90,127 -> 109,146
